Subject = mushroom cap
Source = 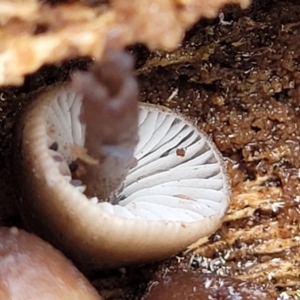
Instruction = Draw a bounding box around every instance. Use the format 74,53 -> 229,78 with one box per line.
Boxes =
141,269 -> 276,300
0,227 -> 101,300
15,84 -> 230,269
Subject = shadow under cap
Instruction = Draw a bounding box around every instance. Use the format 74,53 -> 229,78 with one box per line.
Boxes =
14,84 -> 230,270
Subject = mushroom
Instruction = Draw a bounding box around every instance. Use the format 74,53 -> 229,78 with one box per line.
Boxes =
0,227 -> 102,300
141,269 -> 276,300
14,49 -> 230,269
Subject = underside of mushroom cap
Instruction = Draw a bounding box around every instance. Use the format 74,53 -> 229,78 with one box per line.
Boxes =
15,83 -> 230,269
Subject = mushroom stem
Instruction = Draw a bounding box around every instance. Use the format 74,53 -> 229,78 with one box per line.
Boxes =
72,49 -> 139,202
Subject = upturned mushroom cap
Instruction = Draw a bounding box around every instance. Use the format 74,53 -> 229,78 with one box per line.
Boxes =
15,83 -> 230,269
0,227 -> 102,300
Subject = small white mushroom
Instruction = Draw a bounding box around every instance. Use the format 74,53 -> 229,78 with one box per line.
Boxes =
15,82 -> 230,269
